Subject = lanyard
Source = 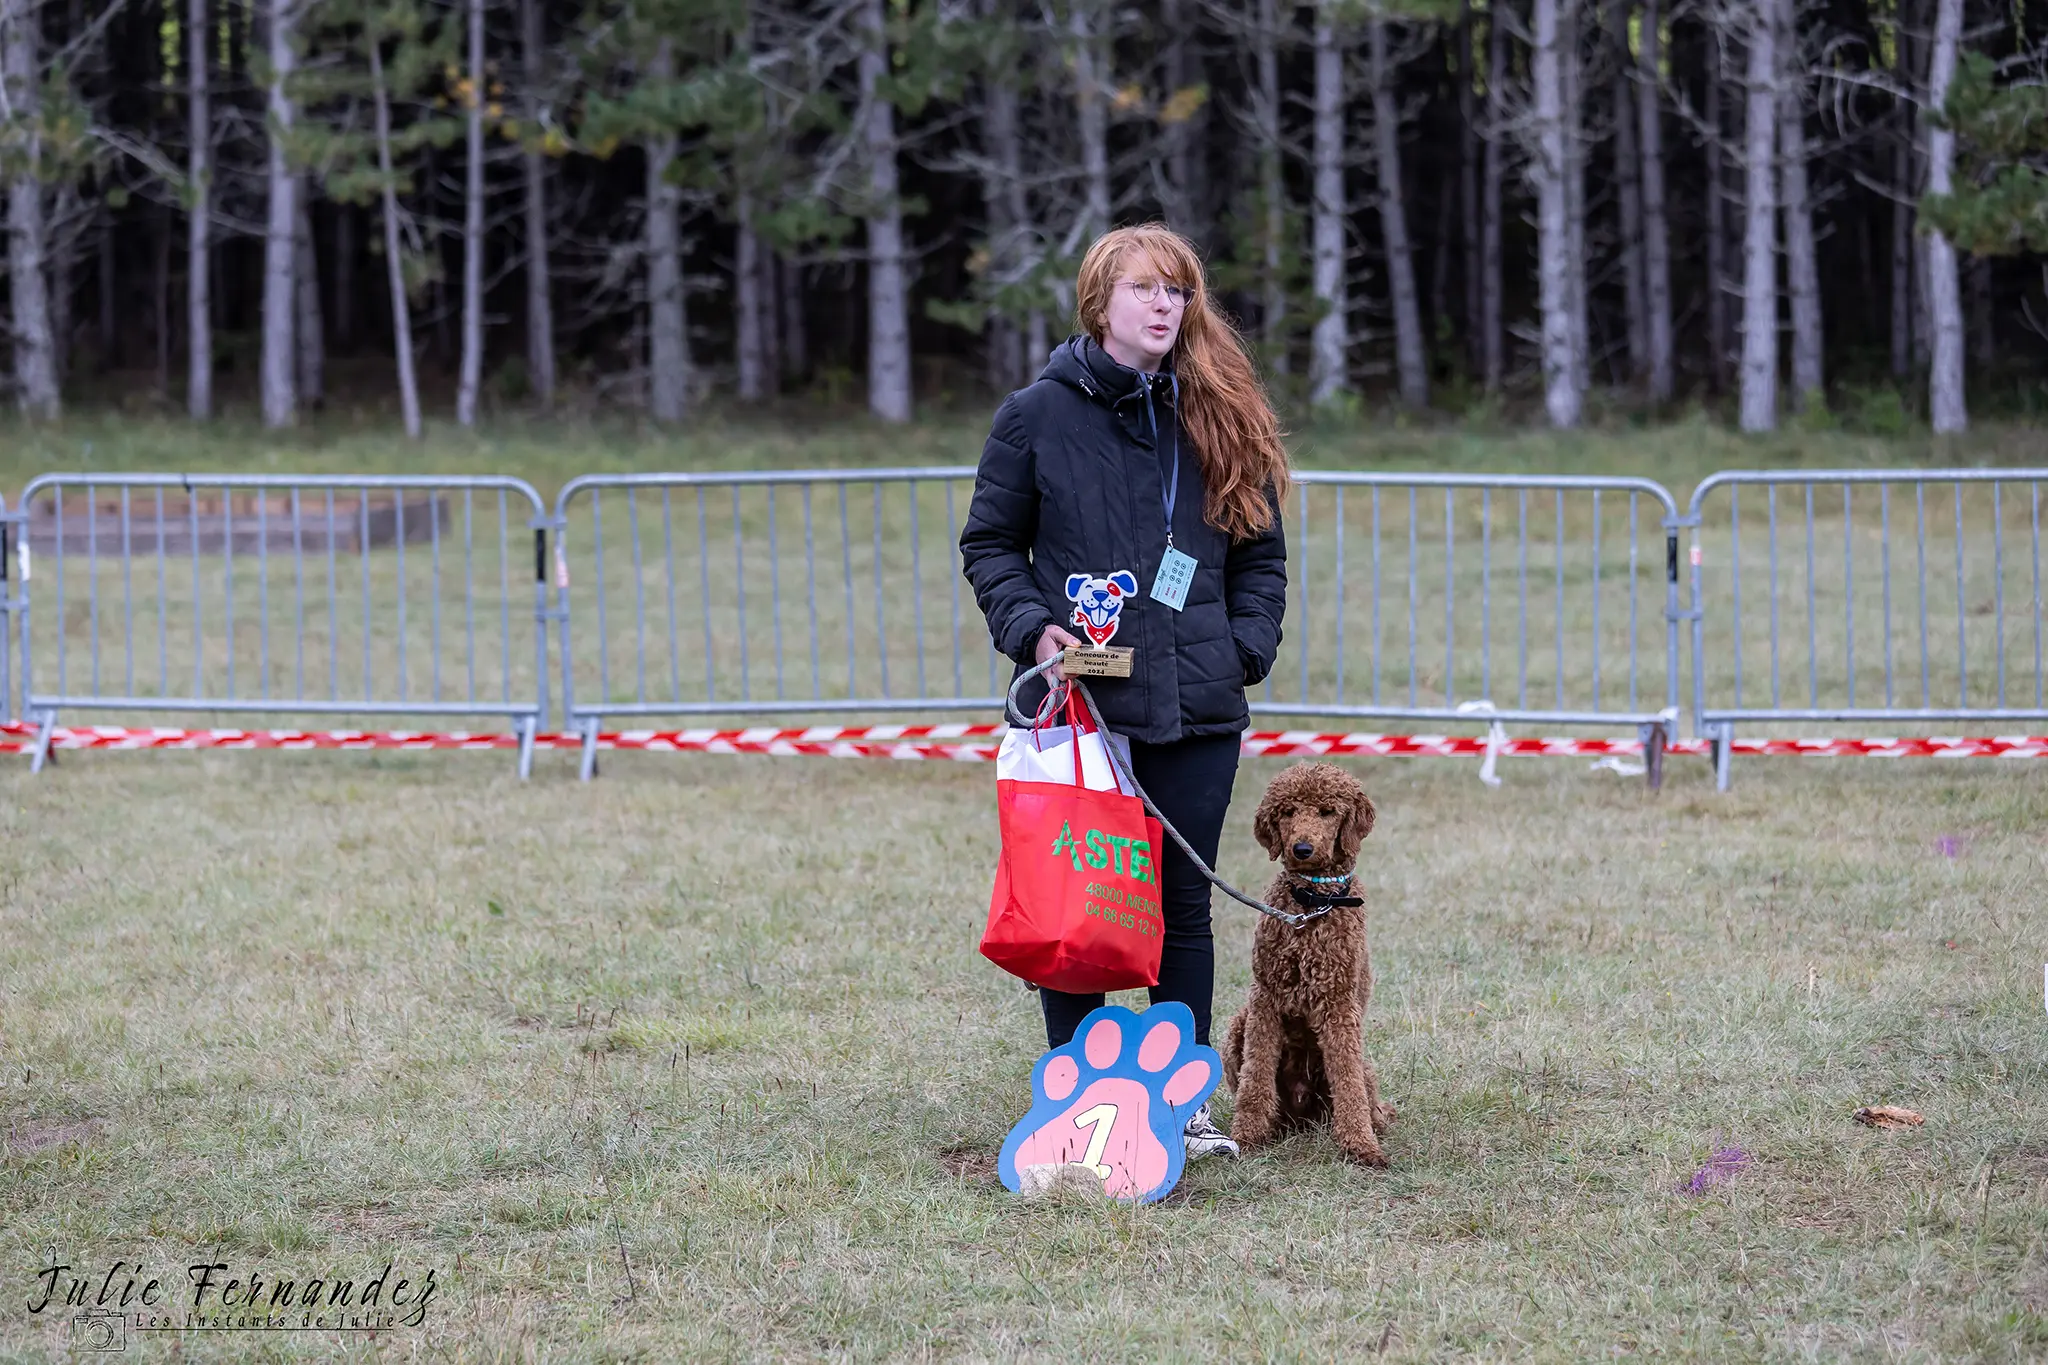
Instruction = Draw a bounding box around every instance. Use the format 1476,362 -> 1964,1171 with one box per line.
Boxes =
1155,374 -> 1181,548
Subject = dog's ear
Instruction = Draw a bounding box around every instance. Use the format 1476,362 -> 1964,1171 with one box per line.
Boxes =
1337,787 -> 1377,860
1252,789 -> 1285,859
1064,573 -> 1089,601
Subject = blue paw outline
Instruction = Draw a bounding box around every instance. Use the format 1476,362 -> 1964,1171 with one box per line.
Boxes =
998,1000 -> 1223,1204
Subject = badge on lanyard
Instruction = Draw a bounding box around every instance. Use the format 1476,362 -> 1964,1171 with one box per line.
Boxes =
1148,386 -> 1197,612
1151,545 -> 1196,611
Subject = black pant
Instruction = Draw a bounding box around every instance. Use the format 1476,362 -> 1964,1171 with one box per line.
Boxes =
1038,732 -> 1241,1050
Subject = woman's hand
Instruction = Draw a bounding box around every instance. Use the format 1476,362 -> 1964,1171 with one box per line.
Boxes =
1035,623 -> 1082,680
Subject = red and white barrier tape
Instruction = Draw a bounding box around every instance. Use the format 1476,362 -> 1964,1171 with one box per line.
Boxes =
4,720 -> 2047,761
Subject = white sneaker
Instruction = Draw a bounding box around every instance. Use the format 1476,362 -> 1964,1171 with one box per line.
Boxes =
1183,1103 -> 1239,1161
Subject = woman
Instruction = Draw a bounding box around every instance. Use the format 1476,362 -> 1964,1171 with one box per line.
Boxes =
959,224 -> 1290,1160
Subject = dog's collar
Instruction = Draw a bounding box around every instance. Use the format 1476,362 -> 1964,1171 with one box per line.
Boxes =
1283,872 -> 1362,913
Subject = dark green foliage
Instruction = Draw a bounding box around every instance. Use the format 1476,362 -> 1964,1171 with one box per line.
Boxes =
1921,51 -> 2048,255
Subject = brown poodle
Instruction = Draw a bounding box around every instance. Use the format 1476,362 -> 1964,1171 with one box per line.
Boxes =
1220,762 -> 1396,1165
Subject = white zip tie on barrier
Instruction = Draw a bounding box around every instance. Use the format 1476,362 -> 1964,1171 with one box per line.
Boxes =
1454,700 -> 1507,787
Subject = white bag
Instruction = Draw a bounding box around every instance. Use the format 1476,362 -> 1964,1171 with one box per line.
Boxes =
996,722 -> 1136,795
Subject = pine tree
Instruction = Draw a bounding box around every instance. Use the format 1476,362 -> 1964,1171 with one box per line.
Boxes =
296,0 -> 462,437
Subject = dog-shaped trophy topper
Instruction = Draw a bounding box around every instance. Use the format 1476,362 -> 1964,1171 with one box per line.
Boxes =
1065,571 -> 1139,648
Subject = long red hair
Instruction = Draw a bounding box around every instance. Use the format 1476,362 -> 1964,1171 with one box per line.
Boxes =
1073,224 -> 1290,540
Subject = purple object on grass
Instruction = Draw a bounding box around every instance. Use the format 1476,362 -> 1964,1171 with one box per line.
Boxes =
1681,1146 -> 1753,1196
1934,836 -> 1963,858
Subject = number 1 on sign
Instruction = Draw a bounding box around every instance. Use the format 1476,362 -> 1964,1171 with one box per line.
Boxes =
1074,1102 -> 1119,1179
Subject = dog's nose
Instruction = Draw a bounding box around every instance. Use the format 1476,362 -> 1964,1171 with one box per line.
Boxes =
1291,840 -> 1314,860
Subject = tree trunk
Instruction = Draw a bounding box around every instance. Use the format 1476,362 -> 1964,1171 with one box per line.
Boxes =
1482,0 -> 1505,390
1369,19 -> 1427,408
644,40 -> 688,423
979,36 -> 1025,391
1736,2 -> 1778,433
294,188 -> 324,407
1308,0 -> 1347,405
1704,32 -> 1729,393
737,206 -> 770,401
50,186 -> 75,385
333,203 -> 354,350
859,0 -> 912,422
735,199 -> 766,401
1072,0 -> 1110,241
779,253 -> 807,382
186,0 -> 211,418
97,216 -> 116,370
1429,185 -> 1451,343
370,41 -> 422,439
1913,229 -> 1931,369
1458,3 -> 1482,378
521,0 -> 554,409
1923,0 -> 1965,433
455,0 -> 484,426
1160,0 -> 1194,231
1637,0 -> 1673,402
1889,127 -> 1913,378
1256,0 -> 1287,372
1561,2 -> 1588,399
155,207 -> 170,392
1610,0 -> 1646,381
1778,12 -> 1821,410
3,0 -> 56,418
1531,0 -> 1578,426
757,242 -> 780,388
261,0 -> 298,428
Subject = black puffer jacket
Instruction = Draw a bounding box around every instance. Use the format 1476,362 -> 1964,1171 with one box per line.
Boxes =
959,335 -> 1288,744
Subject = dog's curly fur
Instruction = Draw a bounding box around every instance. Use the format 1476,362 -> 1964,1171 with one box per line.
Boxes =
1220,762 -> 1396,1165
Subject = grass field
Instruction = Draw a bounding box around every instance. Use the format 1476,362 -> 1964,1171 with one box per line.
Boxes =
3,746 -> 2044,1360
2,414 -> 2045,1360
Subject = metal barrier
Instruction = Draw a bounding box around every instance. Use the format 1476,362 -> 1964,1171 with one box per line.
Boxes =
14,474 -> 553,775
552,468 -> 1685,783
27,462 -> 2047,793
552,469 -> 998,777
1685,469 -> 2048,788
1270,473 -> 1684,782
0,489 -> 15,724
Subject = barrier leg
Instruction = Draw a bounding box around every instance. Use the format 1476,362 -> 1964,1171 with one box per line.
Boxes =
28,709 -> 55,774
1712,723 -> 1733,792
515,715 -> 536,782
1640,720 -> 1667,793
578,716 -> 601,782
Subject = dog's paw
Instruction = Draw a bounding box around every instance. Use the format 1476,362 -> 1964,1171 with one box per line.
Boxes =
1334,1117 -> 1390,1167
1339,1134 -> 1391,1167
1228,1107 -> 1276,1152
1374,1101 -> 1398,1131
998,1001 -> 1221,1204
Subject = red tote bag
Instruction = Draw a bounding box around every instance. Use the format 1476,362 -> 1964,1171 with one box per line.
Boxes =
980,693 -> 1166,994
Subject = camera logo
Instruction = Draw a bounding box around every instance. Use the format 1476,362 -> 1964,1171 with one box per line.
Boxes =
71,1306 -> 126,1352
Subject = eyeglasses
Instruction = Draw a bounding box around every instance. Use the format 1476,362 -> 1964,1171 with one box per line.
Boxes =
1121,280 -> 1193,309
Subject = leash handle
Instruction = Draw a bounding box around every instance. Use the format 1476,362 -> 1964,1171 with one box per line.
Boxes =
1005,658 -> 1319,929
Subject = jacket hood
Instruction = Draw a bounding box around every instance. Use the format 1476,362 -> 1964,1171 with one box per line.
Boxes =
1040,334 -> 1178,412
1039,335 -> 1179,450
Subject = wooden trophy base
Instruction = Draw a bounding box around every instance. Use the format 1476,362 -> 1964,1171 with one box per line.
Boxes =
1062,645 -> 1134,678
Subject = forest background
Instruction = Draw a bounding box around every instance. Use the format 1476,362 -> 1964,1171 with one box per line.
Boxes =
0,0 -> 2042,441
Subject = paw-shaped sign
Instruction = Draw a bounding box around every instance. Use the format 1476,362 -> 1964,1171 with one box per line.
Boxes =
999,1001 -> 1221,1204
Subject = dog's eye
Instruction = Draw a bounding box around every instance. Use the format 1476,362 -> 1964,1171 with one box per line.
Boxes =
1319,807 -> 1335,818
